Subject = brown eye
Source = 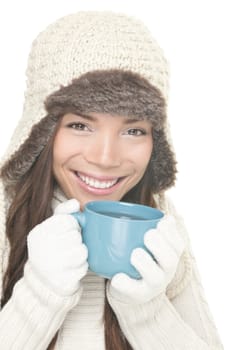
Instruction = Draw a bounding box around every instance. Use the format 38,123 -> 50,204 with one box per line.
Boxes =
127,128 -> 146,136
67,123 -> 88,130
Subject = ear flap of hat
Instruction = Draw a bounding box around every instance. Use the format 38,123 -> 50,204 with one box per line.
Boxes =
150,129 -> 177,193
0,114 -> 58,195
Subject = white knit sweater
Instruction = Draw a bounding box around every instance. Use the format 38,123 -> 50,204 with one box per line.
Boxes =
0,194 -> 223,349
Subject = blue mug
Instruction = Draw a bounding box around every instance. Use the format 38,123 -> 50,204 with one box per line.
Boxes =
72,200 -> 164,279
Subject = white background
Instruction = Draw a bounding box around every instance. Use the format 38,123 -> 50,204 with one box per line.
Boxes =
0,1 -> 232,348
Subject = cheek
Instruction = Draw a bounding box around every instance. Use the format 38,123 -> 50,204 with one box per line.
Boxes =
53,129 -> 64,158
136,142 -> 153,170
53,130 -> 75,164
53,142 -> 65,169
123,145 -> 152,185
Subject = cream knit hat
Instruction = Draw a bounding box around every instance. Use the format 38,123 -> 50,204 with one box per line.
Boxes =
1,11 -> 169,167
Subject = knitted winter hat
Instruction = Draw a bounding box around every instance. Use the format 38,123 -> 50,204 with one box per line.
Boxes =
0,11 -> 176,195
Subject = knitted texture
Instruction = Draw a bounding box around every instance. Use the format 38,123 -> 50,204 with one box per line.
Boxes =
0,262 -> 83,349
1,11 -> 169,166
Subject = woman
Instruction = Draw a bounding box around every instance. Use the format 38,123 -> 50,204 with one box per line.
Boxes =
0,11 -> 223,350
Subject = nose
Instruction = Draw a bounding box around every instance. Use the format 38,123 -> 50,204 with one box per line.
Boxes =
84,133 -> 121,168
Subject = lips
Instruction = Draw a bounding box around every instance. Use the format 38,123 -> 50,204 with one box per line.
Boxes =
74,171 -> 121,190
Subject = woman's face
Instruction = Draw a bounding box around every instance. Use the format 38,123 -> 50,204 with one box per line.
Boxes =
53,112 -> 153,209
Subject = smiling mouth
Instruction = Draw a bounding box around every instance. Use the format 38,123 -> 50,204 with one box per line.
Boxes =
74,171 -> 122,189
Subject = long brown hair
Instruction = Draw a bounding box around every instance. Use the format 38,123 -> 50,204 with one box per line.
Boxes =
1,118 -> 158,350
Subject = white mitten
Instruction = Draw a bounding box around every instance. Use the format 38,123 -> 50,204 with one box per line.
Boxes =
109,215 -> 185,303
27,199 -> 88,296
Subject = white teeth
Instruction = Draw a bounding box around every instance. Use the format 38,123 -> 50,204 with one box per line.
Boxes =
78,173 -> 118,189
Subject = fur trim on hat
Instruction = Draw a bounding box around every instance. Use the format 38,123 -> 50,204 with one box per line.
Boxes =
45,70 -> 166,130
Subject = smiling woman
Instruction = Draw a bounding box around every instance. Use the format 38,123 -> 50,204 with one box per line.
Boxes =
53,112 -> 153,208
0,11 -> 223,350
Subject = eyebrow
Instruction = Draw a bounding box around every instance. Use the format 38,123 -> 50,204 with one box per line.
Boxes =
123,118 -> 145,124
71,113 -> 96,121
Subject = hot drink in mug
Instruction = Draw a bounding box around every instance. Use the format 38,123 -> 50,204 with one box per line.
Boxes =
72,200 -> 164,279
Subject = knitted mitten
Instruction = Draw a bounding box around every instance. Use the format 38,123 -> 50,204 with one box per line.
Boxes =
108,215 -> 185,303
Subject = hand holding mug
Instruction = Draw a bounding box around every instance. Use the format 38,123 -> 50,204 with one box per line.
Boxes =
108,215 -> 185,304
27,199 -> 88,296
